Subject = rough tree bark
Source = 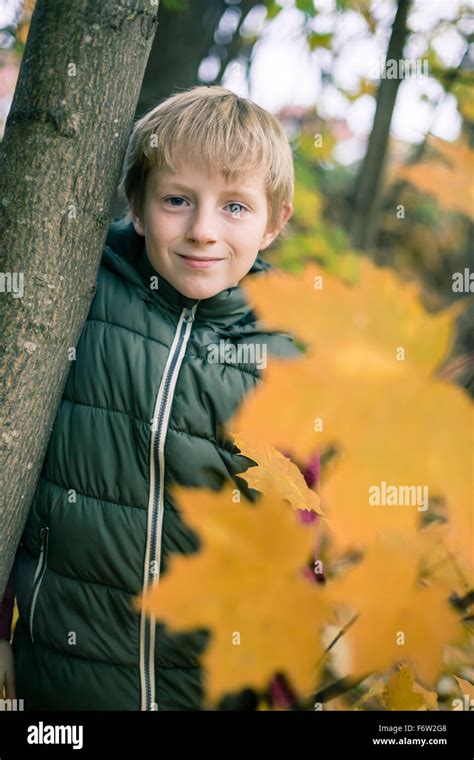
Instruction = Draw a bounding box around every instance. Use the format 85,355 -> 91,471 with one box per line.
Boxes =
0,0 -> 159,599
350,0 -> 411,250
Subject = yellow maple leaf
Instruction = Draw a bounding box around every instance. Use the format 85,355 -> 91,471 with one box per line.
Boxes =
316,375 -> 473,559
329,535 -> 462,687
417,522 -> 472,596
397,137 -> 474,220
231,261 -> 472,567
383,665 -> 438,710
231,432 -> 323,515
453,676 -> 474,701
240,259 -> 461,373
135,483 -> 333,706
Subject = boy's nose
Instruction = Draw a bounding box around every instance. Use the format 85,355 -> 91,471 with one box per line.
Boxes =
185,209 -> 218,246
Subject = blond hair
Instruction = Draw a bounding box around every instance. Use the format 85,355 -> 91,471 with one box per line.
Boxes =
118,85 -> 294,236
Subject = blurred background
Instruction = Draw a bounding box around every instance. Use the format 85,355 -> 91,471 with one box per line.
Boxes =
1,0 -> 473,388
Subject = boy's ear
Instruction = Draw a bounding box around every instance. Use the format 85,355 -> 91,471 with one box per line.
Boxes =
259,201 -> 293,251
131,210 -> 145,237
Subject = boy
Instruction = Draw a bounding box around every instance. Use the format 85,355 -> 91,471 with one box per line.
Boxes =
0,85 -> 300,710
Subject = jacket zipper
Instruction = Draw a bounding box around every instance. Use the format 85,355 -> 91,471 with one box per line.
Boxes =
29,525 -> 49,643
140,303 -> 199,711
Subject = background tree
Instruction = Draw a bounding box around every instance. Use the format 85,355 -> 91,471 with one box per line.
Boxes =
349,0 -> 411,250
136,0 -> 261,118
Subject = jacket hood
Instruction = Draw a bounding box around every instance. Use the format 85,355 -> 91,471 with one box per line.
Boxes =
102,218 -> 276,330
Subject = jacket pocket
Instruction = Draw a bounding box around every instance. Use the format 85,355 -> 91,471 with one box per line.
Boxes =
29,525 -> 49,643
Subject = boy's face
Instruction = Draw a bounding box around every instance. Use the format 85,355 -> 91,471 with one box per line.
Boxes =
131,162 -> 292,300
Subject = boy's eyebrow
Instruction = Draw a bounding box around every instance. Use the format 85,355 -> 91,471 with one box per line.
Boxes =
157,181 -> 260,199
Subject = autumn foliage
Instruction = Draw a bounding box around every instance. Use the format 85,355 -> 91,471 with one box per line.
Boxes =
136,255 -> 473,711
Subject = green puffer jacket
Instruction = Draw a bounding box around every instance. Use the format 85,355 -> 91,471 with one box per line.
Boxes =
11,219 -> 300,711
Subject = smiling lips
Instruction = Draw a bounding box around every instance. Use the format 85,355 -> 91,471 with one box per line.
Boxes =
176,253 -> 224,270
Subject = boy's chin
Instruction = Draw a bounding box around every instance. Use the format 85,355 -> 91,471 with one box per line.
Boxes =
176,279 -> 239,301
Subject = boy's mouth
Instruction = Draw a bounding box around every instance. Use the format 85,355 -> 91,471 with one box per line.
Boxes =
176,253 -> 224,270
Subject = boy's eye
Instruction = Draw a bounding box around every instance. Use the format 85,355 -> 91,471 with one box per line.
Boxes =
164,196 -> 188,207
226,202 -> 247,217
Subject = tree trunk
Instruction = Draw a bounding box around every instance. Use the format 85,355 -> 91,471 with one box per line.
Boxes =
350,0 -> 411,251
0,0 -> 159,599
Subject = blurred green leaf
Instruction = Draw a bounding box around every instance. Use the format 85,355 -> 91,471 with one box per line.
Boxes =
265,1 -> 282,20
307,32 -> 333,50
296,0 -> 317,15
